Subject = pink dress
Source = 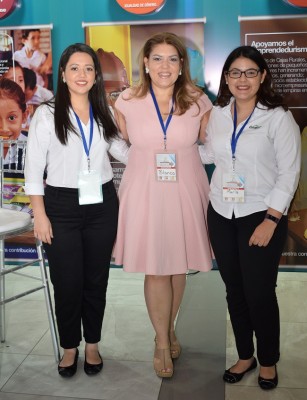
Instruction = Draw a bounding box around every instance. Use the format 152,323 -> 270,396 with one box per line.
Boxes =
114,89 -> 213,275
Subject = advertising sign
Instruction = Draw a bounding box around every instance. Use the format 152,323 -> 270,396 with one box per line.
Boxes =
241,16 -> 307,268
0,25 -> 53,262
115,0 -> 166,14
0,0 -> 19,20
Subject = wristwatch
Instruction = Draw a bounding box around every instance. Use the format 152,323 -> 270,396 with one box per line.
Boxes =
265,213 -> 280,224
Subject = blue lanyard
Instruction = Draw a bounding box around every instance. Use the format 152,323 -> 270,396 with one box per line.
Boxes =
150,86 -> 174,149
231,102 -> 254,162
73,104 -> 93,171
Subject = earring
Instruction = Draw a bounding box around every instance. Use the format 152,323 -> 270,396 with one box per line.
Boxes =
145,67 -> 149,74
179,70 -> 182,76
63,77 -> 66,83
94,79 -> 96,84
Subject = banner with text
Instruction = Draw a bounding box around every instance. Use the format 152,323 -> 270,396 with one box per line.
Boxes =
241,16 -> 307,268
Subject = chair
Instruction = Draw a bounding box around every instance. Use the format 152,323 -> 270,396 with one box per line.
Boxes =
0,139 -> 60,362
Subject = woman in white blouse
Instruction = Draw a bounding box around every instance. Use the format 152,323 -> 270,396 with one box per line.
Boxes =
25,43 -> 129,378
199,45 -> 301,390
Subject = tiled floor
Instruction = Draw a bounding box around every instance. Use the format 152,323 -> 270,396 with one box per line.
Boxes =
0,266 -> 306,400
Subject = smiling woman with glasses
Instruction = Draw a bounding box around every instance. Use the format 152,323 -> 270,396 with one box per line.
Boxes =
199,45 -> 301,391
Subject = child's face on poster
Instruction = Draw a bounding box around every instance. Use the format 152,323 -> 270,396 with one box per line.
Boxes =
23,31 -> 40,51
0,98 -> 27,142
3,67 -> 26,92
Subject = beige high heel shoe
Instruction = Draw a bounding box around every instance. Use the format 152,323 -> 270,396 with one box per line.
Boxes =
153,345 -> 173,378
169,331 -> 181,359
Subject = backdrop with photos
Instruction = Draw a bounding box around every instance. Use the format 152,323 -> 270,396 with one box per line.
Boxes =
0,25 -> 53,263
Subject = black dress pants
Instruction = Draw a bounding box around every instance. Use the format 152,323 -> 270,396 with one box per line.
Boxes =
43,180 -> 118,349
207,202 -> 287,366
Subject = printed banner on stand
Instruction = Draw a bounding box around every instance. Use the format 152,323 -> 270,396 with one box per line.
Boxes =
240,16 -> 307,269
84,19 -> 206,191
0,25 -> 53,263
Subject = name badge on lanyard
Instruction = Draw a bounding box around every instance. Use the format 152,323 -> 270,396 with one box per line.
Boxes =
156,153 -> 177,182
222,102 -> 254,203
74,105 -> 103,205
150,86 -> 177,182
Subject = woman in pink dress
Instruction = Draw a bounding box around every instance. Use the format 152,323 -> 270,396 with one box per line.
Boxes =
114,32 -> 213,378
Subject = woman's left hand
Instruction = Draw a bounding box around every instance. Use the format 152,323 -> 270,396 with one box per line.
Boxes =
249,220 -> 277,247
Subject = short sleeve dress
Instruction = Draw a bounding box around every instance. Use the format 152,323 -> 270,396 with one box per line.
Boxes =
114,88 -> 213,275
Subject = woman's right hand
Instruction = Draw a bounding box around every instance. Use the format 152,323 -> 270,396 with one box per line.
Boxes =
29,195 -> 53,244
33,214 -> 53,244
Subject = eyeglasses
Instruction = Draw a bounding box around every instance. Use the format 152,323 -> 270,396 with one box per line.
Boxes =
226,69 -> 260,79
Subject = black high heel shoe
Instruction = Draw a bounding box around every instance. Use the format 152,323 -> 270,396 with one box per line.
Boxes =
58,348 -> 79,378
84,352 -> 103,376
258,365 -> 278,390
223,357 -> 257,383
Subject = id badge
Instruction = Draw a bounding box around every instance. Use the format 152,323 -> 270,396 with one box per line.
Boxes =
78,170 -> 103,205
155,152 -> 177,182
222,173 -> 245,202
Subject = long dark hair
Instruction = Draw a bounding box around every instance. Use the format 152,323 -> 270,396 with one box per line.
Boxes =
132,32 -> 203,115
215,45 -> 287,111
48,43 -> 118,145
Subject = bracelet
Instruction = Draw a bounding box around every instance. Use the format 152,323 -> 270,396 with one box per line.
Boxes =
265,213 -> 280,224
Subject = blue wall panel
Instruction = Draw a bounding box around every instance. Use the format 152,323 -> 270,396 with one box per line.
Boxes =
1,0 -> 306,95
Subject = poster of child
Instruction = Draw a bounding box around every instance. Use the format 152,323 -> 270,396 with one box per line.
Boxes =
23,67 -> 53,105
0,78 -> 28,164
2,60 -> 25,92
0,78 -> 28,212
13,29 -> 49,88
0,27 -> 53,254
